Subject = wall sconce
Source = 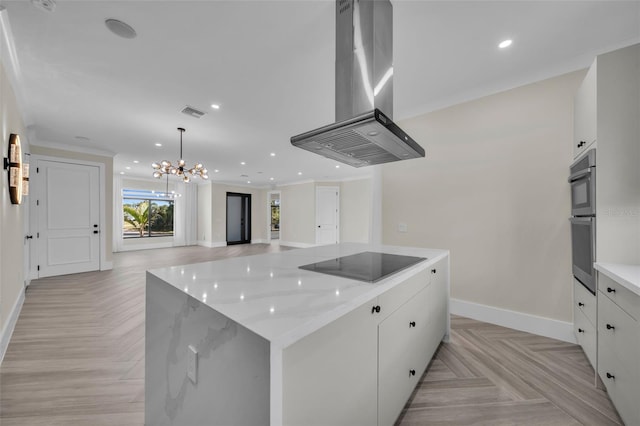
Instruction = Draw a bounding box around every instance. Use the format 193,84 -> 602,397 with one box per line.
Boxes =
3,133 -> 28,205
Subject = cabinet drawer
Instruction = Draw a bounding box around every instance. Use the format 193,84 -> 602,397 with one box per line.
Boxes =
598,273 -> 640,320
378,268 -> 430,321
574,278 -> 596,326
574,307 -> 597,369
598,337 -> 640,426
378,286 -> 428,426
598,292 -> 640,376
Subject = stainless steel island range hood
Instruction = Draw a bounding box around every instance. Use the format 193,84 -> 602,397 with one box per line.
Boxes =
291,0 -> 425,167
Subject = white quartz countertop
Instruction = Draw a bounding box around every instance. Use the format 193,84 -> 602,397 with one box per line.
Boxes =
148,243 -> 448,348
595,262 -> 640,296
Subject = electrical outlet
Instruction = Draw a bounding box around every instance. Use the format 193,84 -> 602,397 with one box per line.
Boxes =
187,345 -> 198,384
398,223 -> 408,233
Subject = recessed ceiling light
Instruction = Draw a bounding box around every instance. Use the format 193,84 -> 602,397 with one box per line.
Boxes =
498,39 -> 513,49
120,171 -> 125,175
211,104 -> 220,110
105,18 -> 137,39
270,152 -> 276,157
247,181 -> 251,184
270,177 -> 274,181
155,143 -> 162,147
133,160 -> 139,164
335,165 -> 340,168
214,169 -> 219,173
240,161 -> 246,165
125,166 -> 131,170
297,172 -> 302,175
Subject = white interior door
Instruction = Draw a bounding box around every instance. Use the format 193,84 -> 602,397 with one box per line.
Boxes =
36,160 -> 100,278
316,186 -> 339,245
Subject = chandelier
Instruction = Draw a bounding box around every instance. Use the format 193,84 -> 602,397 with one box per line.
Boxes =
152,127 -> 208,182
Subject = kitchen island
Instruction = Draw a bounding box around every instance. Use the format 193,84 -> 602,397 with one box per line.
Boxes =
145,243 -> 449,426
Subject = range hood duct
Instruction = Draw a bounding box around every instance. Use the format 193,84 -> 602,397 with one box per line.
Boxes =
291,0 -> 425,167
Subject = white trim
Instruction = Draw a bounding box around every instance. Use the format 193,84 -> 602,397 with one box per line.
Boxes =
279,241 -> 316,249
197,240 -> 227,248
30,141 -> 115,158
100,260 -> 113,271
0,286 -> 25,364
117,241 -> 175,252
450,298 -> 576,344
276,179 -> 316,188
251,239 -> 267,244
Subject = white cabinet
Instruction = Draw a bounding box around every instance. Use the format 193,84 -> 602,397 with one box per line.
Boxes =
597,272 -> 640,426
378,258 -> 448,426
573,279 -> 597,368
573,62 -> 597,159
282,299 -> 379,426
282,258 -> 449,426
378,285 -> 428,426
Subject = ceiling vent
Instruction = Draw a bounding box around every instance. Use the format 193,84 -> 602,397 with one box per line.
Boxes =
181,106 -> 206,119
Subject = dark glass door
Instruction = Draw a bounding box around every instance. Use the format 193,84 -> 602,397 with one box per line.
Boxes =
226,192 -> 251,245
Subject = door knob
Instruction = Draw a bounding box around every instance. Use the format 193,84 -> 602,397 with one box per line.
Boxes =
94,224 -> 98,228
409,369 -> 416,377
93,230 -> 99,234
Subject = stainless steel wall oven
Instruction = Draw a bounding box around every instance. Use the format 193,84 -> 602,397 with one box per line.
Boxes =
569,149 -> 596,294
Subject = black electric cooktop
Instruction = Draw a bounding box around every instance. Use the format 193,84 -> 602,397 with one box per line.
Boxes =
299,251 -> 427,283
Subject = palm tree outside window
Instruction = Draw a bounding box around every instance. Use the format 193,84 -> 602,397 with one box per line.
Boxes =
122,189 -> 174,238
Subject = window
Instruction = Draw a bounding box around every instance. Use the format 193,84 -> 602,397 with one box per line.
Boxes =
122,189 -> 174,238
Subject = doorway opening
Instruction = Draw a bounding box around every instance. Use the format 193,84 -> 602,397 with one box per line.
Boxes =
226,192 -> 251,245
268,191 -> 281,243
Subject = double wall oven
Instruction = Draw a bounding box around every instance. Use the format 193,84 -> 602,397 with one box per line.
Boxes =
569,149 -> 596,294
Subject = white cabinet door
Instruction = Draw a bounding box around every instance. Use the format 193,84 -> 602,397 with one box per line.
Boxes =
573,63 -> 597,159
426,261 -> 448,361
378,286 -> 429,426
36,160 -> 100,277
282,299 -> 378,426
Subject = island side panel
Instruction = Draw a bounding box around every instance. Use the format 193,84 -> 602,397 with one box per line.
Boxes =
145,273 -> 270,426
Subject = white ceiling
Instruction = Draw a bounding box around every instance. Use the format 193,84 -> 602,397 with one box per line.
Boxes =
2,0 -> 639,187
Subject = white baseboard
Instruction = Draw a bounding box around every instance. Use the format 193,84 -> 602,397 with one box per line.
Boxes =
251,239 -> 267,244
196,240 -> 227,248
100,260 -> 113,271
117,242 -> 175,252
278,241 -> 316,249
1,286 -> 25,365
450,298 -> 576,344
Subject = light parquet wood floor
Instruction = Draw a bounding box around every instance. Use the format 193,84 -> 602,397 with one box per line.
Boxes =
1,245 -> 623,425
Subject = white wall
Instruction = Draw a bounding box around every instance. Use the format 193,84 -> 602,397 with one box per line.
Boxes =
278,182 -> 316,246
0,61 -> 29,357
197,182 -> 213,243
340,178 -> 371,243
382,70 -> 584,323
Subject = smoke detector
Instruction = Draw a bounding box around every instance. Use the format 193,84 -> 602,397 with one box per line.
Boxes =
181,106 -> 206,119
31,0 -> 56,12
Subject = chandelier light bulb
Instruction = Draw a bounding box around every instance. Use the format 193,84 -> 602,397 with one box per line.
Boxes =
151,127 -> 208,181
